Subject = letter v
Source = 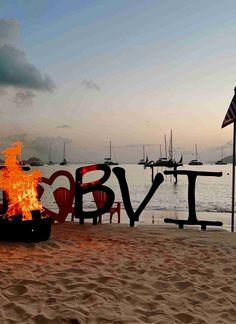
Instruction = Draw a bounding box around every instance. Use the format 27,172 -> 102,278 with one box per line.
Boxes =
113,167 -> 164,227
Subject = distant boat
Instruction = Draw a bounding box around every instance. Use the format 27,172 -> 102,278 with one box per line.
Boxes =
138,145 -> 146,165
104,141 -> 118,166
188,159 -> 203,166
29,159 -> 44,167
145,130 -> 183,168
215,160 -> 227,165
215,147 -> 227,165
189,144 -> 203,165
47,148 -> 55,165
60,142 -> 68,165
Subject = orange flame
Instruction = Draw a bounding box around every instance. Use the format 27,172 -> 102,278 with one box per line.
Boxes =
0,141 -> 43,220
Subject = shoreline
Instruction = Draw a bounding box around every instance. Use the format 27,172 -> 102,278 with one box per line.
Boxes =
77,209 -> 232,231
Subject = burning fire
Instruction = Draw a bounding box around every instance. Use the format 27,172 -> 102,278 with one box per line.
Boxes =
0,142 -> 43,220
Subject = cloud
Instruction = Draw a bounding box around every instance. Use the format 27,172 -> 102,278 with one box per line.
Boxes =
56,125 -> 71,129
13,90 -> 36,106
3,134 -> 28,146
0,134 -> 72,161
26,136 -> 72,152
0,46 -> 55,91
214,141 -> 232,151
0,19 -> 55,92
82,79 -> 100,91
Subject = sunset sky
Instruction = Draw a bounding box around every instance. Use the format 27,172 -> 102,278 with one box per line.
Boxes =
0,0 -> 236,163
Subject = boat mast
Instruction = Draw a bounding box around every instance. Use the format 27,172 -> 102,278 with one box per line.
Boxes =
164,135 -> 167,160
63,142 -> 66,160
169,129 -> 173,160
143,145 -> 145,160
159,144 -> 162,159
109,141 -> 112,160
195,144 -> 198,161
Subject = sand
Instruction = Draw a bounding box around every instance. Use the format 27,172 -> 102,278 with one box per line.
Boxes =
0,221 -> 236,324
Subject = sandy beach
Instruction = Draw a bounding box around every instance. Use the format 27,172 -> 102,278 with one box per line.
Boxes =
0,220 -> 236,323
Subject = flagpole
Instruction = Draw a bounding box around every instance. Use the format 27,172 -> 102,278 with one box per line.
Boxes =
222,87 -> 236,231
231,121 -> 236,232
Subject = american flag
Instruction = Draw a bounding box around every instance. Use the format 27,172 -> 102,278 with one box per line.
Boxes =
222,88 -> 236,128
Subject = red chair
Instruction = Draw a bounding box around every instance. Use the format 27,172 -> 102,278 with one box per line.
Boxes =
37,170 -> 75,223
92,190 -> 121,223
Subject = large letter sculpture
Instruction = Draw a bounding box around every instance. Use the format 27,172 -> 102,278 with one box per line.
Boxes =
164,170 -> 223,230
75,164 -> 115,224
113,167 -> 164,227
75,164 -> 164,226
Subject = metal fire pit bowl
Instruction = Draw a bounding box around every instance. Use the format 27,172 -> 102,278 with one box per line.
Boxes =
0,210 -> 51,242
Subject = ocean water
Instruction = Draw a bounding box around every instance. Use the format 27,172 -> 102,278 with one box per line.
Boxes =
38,163 -> 231,211
17,163 -> 235,230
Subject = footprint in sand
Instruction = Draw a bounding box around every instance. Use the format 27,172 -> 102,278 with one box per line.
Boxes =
194,292 -> 209,301
174,281 -> 193,290
2,302 -> 28,321
175,312 -> 195,323
5,284 -> 28,296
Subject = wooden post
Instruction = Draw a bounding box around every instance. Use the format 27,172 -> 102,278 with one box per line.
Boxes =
151,166 -> 154,183
231,122 -> 236,232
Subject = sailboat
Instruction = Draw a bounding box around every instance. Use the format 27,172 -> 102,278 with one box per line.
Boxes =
60,142 -> 68,165
104,141 -> 118,166
47,148 -> 54,165
148,130 -> 183,167
138,145 -> 146,165
215,147 -> 227,165
188,144 -> 203,165
29,158 -> 44,166
156,133 -> 173,166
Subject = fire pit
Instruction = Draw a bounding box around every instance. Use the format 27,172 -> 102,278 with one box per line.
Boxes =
0,210 -> 51,242
0,142 -> 52,242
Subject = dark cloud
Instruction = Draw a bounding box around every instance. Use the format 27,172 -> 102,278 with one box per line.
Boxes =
0,46 -> 55,91
13,90 -> 36,106
56,125 -> 71,129
0,19 -> 55,92
82,79 -> 100,91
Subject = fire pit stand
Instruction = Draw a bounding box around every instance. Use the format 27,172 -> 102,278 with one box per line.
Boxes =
0,210 -> 51,242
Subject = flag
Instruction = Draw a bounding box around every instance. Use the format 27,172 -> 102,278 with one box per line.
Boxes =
222,88 -> 236,128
